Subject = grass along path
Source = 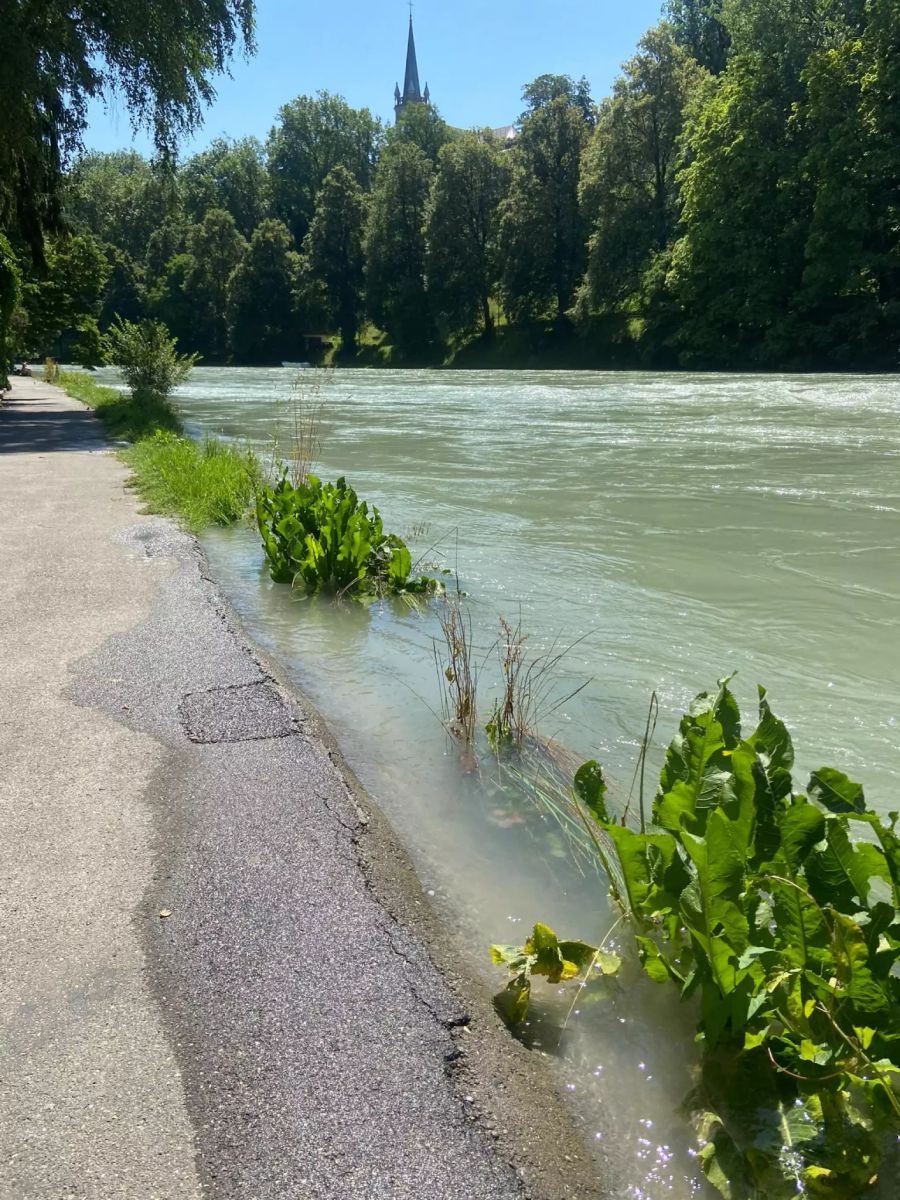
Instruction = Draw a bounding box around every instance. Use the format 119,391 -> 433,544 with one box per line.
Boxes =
58,370 -> 262,533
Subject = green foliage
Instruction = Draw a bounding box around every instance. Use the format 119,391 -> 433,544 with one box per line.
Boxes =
385,103 -> 454,164
491,924 -> 616,1027
105,318 -> 198,399
425,133 -> 511,338
664,54 -> 807,366
66,153 -> 179,264
226,219 -> 302,363
305,167 -> 368,356
123,431 -> 264,532
58,370 -> 182,441
17,234 -> 109,365
29,0 -> 899,370
667,0 -> 731,73
256,474 -> 440,600
0,232 -> 21,383
520,74 -> 595,124
184,209 -> 248,359
499,86 -> 591,322
266,91 -> 382,244
494,680 -> 900,1197
179,137 -> 270,238
365,144 -> 436,357
578,24 -> 708,315
0,0 -> 253,257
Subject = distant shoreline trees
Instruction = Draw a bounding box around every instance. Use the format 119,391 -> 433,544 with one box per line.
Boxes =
4,0 -> 898,373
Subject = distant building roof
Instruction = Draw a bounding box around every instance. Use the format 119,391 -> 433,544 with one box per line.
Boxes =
491,125 -> 518,143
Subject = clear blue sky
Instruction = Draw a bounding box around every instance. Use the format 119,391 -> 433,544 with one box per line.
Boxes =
84,0 -> 665,155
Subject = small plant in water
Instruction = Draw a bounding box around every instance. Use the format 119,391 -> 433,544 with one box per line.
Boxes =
256,473 -> 441,601
492,678 -> 900,1199
434,595 -> 480,744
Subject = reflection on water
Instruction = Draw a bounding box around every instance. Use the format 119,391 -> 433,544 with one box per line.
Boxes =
101,365 -> 900,1197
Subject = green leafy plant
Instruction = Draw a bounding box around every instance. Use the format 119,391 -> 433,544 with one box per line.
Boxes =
105,317 -> 198,399
256,473 -> 441,600
492,680 -> 900,1198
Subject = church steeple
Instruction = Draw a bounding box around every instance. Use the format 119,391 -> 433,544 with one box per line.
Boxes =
394,11 -> 430,122
403,15 -> 422,103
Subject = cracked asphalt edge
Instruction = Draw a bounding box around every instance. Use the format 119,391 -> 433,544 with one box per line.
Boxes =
70,518 -> 607,1200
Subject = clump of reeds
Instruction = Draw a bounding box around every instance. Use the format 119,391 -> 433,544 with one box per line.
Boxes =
486,615 -> 591,756
434,595 -> 480,744
486,615 -> 528,750
273,368 -> 331,485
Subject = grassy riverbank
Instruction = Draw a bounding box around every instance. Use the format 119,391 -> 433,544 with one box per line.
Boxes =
58,370 -> 262,532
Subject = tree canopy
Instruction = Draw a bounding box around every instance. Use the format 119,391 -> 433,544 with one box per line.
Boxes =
5,2 -> 897,372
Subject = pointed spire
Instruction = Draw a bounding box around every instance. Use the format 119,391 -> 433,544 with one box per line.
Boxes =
394,82 -> 401,104
402,13 -> 422,103
423,82 -> 430,104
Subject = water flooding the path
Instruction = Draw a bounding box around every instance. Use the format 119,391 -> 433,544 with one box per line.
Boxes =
108,366 -> 900,1197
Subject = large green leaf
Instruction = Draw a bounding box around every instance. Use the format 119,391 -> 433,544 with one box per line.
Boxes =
777,801 -> 827,870
681,813 -> 750,998
656,704 -> 735,834
746,686 -> 794,803
574,760 -> 609,823
808,768 -> 866,815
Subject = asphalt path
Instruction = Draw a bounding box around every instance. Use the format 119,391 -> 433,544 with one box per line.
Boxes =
0,378 -> 602,1199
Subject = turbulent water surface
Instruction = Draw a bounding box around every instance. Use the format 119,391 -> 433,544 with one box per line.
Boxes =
106,366 -> 900,1197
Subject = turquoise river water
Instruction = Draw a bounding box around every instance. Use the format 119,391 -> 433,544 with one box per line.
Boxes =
98,366 -> 900,1198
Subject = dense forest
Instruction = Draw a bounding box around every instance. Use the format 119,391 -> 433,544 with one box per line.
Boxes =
3,0 -> 898,372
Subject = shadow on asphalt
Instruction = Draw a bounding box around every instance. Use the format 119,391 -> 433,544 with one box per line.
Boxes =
0,405 -> 107,454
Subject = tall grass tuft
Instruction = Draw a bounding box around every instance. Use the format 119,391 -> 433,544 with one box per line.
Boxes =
273,369 -> 330,485
435,596 -> 480,744
123,431 -> 264,533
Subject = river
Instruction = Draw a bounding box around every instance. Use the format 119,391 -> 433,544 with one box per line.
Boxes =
101,366 -> 900,1197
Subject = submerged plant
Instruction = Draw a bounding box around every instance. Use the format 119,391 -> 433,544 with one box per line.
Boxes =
435,596 -> 480,743
492,680 -> 900,1199
256,473 -> 441,600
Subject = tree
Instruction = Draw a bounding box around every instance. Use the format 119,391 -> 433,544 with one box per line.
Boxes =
180,137 -> 269,238
183,209 -> 247,358
578,24 -> 708,314
365,144 -> 435,356
144,221 -> 189,279
106,317 -> 197,397
66,152 -> 177,263
662,0 -> 875,366
425,133 -> 510,337
18,233 -> 109,364
266,92 -> 382,245
0,0 -> 253,258
520,74 -> 595,125
148,253 -> 197,347
0,234 -> 21,382
305,167 -> 368,356
385,104 -> 454,164
499,86 -> 591,322
664,55 -> 807,365
226,219 -> 303,363
666,1 -> 731,73
99,245 -> 146,330
785,0 -> 900,365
